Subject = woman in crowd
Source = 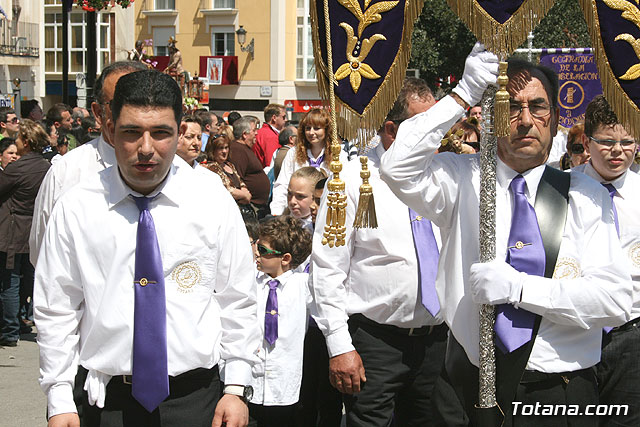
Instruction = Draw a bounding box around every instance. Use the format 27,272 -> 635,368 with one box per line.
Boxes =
0,119 -> 51,346
270,108 -> 347,215
204,131 -> 253,214
176,115 -> 202,168
560,122 -> 589,170
0,138 -> 19,171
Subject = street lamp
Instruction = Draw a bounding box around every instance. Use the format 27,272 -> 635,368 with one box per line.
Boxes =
235,26 -> 254,60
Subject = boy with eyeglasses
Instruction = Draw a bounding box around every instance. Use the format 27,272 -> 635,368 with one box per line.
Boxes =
0,107 -> 20,140
573,94 -> 640,427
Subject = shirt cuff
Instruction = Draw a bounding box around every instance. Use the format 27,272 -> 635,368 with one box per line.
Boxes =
518,275 -> 551,317
47,383 -> 77,419
325,326 -> 355,358
221,359 -> 252,386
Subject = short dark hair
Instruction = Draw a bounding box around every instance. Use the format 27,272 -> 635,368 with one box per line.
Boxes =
0,137 -> 16,154
506,58 -> 559,109
46,103 -> 72,127
94,60 -> 149,104
20,100 -> 40,119
194,110 -> 213,128
228,111 -> 242,126
264,103 -> 285,122
584,95 -> 619,137
0,107 -> 16,123
111,70 -> 183,125
279,126 -> 297,146
258,215 -> 312,269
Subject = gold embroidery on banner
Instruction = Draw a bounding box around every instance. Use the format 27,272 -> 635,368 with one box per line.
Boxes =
171,261 -> 202,294
552,257 -> 581,280
628,242 -> 640,268
603,0 -> 640,80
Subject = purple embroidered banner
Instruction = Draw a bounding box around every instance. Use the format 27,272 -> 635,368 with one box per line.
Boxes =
540,53 -> 603,128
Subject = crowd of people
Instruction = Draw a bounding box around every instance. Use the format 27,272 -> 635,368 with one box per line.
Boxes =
0,42 -> 638,427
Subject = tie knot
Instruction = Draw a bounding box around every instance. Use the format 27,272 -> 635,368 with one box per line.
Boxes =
603,183 -> 617,198
509,175 -> 526,196
133,196 -> 151,212
268,279 -> 279,290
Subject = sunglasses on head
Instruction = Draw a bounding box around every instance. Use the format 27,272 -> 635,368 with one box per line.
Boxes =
570,143 -> 584,155
257,244 -> 283,257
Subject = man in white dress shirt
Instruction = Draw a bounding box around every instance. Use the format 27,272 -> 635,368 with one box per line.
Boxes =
35,70 -> 258,427
380,46 -> 632,426
573,95 -> 640,427
29,60 -> 148,267
311,78 -> 450,426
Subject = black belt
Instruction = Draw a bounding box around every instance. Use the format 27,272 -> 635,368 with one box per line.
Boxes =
520,366 -> 593,384
350,313 -> 444,337
611,316 -> 640,333
112,366 -> 218,386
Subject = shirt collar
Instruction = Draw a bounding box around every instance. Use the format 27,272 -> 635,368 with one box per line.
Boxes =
268,123 -> 280,134
259,269 -> 294,287
97,134 -> 116,168
306,147 -> 325,162
583,161 -> 629,200
496,157 -> 546,200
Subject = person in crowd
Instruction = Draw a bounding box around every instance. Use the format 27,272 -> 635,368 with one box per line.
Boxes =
380,45 -> 631,426
0,138 -> 19,170
439,119 -> 480,154
21,99 -> 44,122
34,69 -> 259,427
205,132 -> 253,212
196,109 -> 223,152
285,166 -> 326,231
50,133 -> 70,165
310,177 -> 326,226
559,122 -> 589,170
0,119 -> 51,347
253,104 -> 287,168
271,108 -> 347,215
571,95 -> 640,427
46,103 -> 77,150
249,215 -> 312,427
467,104 -> 482,123
176,115 -> 202,168
42,122 -> 60,162
29,60 -> 148,268
228,111 -> 242,127
0,107 -> 20,140
311,77 -> 449,427
270,125 -> 297,181
229,117 -> 271,219
80,116 -> 100,144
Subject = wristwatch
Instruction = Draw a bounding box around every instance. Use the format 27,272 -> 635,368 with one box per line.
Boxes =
223,384 -> 253,403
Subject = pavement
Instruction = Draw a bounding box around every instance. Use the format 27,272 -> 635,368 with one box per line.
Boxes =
0,328 -> 47,427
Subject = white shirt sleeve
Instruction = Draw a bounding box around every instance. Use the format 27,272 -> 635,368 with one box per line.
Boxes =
29,165 -> 60,267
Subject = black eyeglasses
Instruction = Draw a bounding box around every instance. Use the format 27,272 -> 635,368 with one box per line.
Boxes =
570,143 -> 584,155
509,102 -> 552,120
257,244 -> 283,257
588,136 -> 636,149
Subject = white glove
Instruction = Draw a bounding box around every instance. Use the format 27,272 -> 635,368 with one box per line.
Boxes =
452,42 -> 499,106
469,259 -> 524,305
84,369 -> 112,408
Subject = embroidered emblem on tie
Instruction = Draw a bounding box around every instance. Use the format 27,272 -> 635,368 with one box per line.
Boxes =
135,278 -> 157,287
509,241 -> 532,250
171,261 -> 202,294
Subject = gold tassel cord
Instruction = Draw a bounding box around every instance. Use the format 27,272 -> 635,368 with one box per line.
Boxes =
353,156 -> 378,229
494,61 -> 510,138
578,0 -> 640,142
321,0 -> 346,247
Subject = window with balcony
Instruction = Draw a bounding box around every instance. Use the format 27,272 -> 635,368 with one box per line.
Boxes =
44,5 -> 111,73
296,0 -> 316,81
213,0 -> 235,8
212,32 -> 235,56
155,0 -> 175,10
153,26 -> 175,56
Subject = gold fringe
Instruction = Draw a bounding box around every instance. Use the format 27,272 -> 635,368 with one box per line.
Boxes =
494,62 -> 510,137
311,0 -> 426,149
353,156 -> 378,229
578,0 -> 640,142
446,0 -> 556,58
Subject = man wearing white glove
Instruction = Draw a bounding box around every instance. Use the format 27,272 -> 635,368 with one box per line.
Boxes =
380,44 -> 632,426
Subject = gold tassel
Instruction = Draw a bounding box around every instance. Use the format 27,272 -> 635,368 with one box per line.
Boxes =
353,156 -> 378,229
494,61 -> 510,137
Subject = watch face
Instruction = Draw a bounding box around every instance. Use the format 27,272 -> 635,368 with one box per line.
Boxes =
244,385 -> 254,401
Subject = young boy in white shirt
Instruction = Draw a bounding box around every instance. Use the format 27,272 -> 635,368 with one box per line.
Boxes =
250,215 -> 312,427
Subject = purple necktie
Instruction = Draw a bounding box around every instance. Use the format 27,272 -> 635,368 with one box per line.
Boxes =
409,208 -> 440,316
265,279 -> 279,345
495,175 -> 546,353
131,196 -> 169,412
603,183 -> 619,333
308,154 -> 325,168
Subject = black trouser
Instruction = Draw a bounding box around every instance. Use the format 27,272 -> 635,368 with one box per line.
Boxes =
249,403 -> 297,427
344,314 -> 448,427
296,324 -> 343,427
597,319 -> 640,427
81,366 -> 222,427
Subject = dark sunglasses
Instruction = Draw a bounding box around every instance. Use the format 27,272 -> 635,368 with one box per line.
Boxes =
257,244 -> 283,257
570,143 -> 584,155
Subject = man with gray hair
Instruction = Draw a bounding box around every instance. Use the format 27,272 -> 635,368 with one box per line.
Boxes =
271,125 -> 297,180
229,116 -> 270,218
